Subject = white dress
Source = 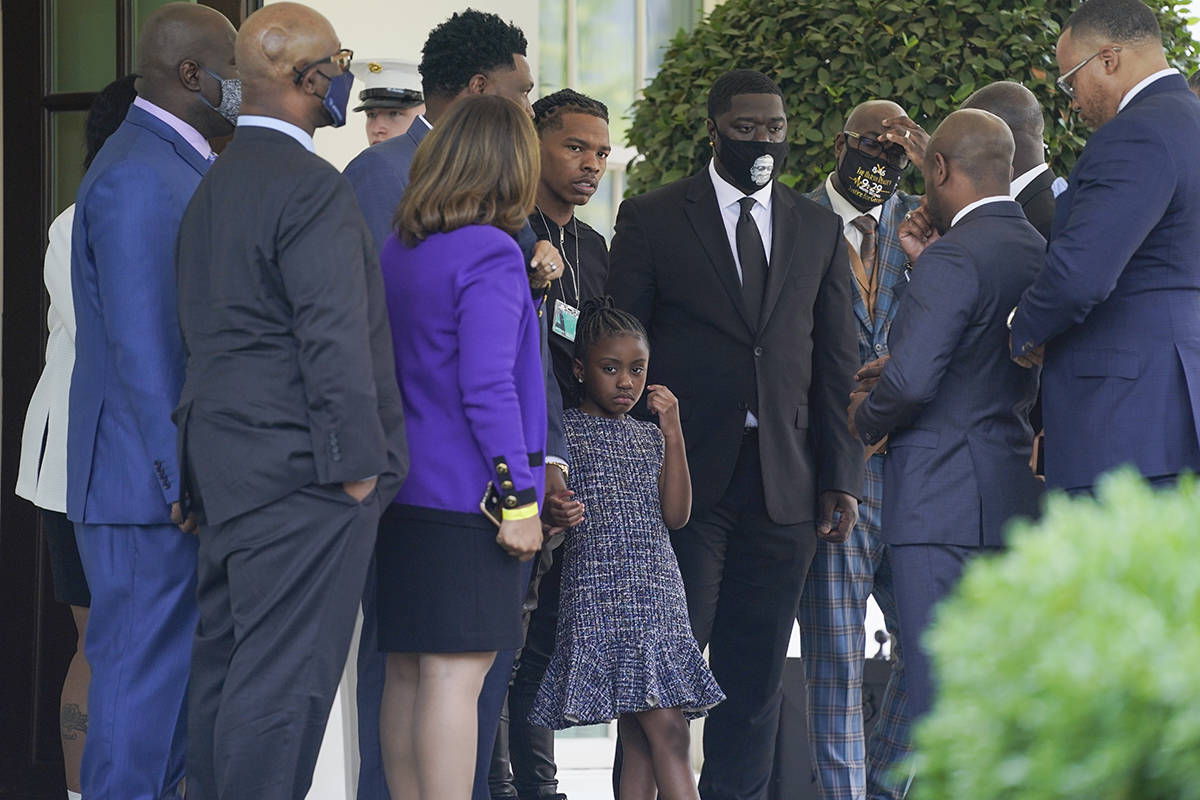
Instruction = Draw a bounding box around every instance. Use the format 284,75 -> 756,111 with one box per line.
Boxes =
16,205 -> 76,513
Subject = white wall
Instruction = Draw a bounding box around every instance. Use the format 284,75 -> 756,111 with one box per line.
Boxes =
268,0 -> 540,171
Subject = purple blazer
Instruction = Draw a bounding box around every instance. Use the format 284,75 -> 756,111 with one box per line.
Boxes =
381,224 -> 547,516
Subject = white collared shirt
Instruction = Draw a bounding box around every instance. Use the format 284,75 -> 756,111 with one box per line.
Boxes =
1117,68 -> 1180,113
708,158 -> 773,428
1010,163 -> 1051,199
824,173 -> 883,253
708,158 -> 774,283
237,115 -> 316,153
951,195 -> 1011,228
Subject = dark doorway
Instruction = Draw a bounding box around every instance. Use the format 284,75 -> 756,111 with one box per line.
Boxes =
0,2 -> 257,796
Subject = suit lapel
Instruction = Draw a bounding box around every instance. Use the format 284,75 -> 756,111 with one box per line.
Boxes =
871,194 -> 917,333
759,183 -> 799,332
126,105 -> 211,177
1015,167 -> 1054,206
684,173 -> 754,334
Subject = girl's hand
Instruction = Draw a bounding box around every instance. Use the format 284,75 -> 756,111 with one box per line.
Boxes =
543,489 -> 585,533
646,385 -> 682,434
497,516 -> 543,562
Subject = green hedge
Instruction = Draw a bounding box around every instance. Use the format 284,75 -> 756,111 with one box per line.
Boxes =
910,469 -> 1200,799
626,0 -> 1198,196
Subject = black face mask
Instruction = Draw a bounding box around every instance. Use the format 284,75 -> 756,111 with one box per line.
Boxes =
836,148 -> 904,210
713,131 -> 789,195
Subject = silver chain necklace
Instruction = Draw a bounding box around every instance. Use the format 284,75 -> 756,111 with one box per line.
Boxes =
536,207 -> 581,305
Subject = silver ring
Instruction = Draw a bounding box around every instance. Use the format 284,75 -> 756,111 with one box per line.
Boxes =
904,211 -> 913,220
904,129 -> 911,140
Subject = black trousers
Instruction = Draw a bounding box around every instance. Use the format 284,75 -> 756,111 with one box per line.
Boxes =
671,434 -> 818,800
187,484 -> 379,800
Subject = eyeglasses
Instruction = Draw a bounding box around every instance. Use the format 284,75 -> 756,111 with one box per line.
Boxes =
1056,47 -> 1118,100
293,48 -> 354,84
842,130 -> 909,168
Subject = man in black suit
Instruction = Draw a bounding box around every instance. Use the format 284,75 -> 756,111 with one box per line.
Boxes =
608,69 -> 863,800
849,109 -> 1044,731
961,81 -> 1059,239
174,5 -> 407,799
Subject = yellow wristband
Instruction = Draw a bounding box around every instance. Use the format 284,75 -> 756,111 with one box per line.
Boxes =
501,502 -> 539,521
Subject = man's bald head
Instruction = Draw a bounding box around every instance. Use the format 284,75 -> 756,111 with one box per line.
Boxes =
927,109 -> 1014,192
844,100 -> 906,135
236,2 -> 338,88
134,3 -> 236,139
960,81 -> 1045,174
924,109 -> 1014,232
960,82 -> 1043,140
136,3 -> 235,84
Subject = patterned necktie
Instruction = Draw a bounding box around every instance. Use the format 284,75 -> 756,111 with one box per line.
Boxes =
850,214 -> 880,318
850,214 -> 877,278
736,196 -> 768,329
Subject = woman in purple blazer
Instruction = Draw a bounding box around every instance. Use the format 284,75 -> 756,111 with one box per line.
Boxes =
376,94 -> 546,799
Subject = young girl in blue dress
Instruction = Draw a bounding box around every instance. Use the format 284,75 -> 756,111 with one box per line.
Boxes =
531,297 -> 724,800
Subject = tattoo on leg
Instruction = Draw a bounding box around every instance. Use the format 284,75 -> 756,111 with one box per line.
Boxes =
61,704 -> 88,740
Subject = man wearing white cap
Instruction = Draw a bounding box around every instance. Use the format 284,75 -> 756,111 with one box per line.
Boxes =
353,58 -> 425,145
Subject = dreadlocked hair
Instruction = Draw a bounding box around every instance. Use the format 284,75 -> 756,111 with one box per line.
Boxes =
569,297 -> 647,405
573,296 -> 647,363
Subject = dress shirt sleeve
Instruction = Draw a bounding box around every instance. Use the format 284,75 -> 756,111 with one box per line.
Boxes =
607,198 -> 657,330
1010,121 -> 1174,356
87,163 -> 187,506
278,169 -> 388,485
455,232 -> 540,514
856,238 -> 980,443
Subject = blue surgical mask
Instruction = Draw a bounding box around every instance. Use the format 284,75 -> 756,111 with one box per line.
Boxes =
201,68 -> 241,125
319,68 -> 355,128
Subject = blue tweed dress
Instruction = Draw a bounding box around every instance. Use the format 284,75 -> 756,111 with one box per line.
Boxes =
530,408 -> 725,728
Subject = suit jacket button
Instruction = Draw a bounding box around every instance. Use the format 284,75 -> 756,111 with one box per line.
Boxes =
497,463 -> 510,476
737,401 -> 748,411
504,496 -> 518,509
753,346 -> 764,357
501,480 -> 514,491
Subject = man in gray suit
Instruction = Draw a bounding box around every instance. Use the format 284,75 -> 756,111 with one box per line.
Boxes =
175,5 -> 407,798
848,109 -> 1044,736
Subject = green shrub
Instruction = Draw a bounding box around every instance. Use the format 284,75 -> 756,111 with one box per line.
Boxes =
909,469 -> 1200,800
626,0 -> 1198,196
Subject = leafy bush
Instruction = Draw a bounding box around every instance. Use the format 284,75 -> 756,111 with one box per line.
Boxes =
626,0 -> 1198,196
909,469 -> 1200,800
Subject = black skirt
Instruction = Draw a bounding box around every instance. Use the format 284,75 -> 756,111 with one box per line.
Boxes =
376,502 -> 525,653
43,509 -> 91,607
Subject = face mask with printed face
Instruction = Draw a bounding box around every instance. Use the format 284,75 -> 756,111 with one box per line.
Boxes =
713,131 -> 789,195
201,68 -> 242,125
837,148 -> 904,209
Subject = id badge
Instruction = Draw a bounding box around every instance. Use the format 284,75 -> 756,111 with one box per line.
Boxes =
552,299 -> 580,342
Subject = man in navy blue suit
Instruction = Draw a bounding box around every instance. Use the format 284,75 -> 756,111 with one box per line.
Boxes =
342,12 -> 570,800
1009,0 -> 1200,491
66,4 -> 237,798
849,109 -> 1045,739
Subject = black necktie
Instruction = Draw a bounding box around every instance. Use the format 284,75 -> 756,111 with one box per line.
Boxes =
736,196 -> 768,329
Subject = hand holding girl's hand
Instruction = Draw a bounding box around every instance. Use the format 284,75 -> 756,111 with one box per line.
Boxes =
543,489 -> 584,532
646,385 -> 682,434
497,516 -> 543,562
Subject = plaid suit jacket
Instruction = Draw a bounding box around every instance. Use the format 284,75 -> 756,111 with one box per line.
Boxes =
805,182 -> 921,535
